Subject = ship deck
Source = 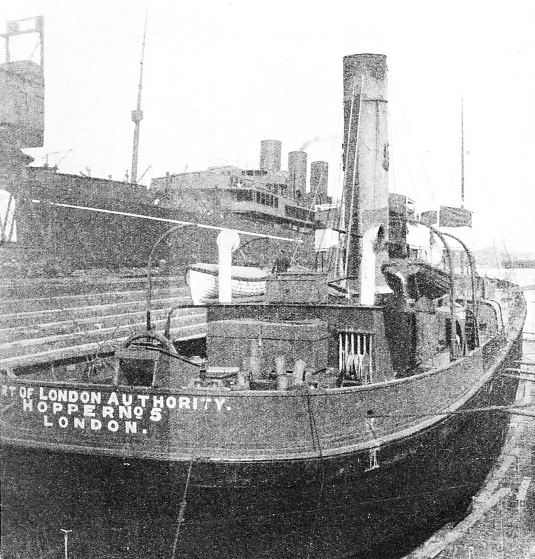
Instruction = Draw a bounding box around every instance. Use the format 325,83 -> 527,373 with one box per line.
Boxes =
1,270 -> 532,558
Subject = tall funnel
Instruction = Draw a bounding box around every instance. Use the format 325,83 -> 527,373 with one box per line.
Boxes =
342,54 -> 389,282
260,139 -> 282,173
288,151 -> 307,197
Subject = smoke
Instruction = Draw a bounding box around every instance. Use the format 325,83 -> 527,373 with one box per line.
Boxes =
297,134 -> 338,152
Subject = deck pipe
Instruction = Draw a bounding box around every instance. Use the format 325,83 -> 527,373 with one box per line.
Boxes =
216,229 -> 240,303
360,224 -> 383,305
293,359 -> 306,385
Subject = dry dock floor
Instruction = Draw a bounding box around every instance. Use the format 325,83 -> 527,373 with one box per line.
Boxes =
0,274 -> 205,370
407,338 -> 535,559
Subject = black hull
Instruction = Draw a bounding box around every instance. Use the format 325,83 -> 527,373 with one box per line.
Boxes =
8,169 -> 317,273
12,199 -> 316,272
1,338 -> 521,559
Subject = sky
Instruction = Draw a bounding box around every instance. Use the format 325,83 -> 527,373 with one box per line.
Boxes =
2,0 -> 535,253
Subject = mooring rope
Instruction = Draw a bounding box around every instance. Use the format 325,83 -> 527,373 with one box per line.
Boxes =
170,457 -> 195,559
305,390 -> 326,559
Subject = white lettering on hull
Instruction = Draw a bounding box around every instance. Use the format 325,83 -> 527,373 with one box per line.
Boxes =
1,385 -> 232,437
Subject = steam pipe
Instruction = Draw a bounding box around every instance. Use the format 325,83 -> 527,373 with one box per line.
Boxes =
217,229 -> 241,303
428,225 -> 458,360
360,225 -> 383,305
437,229 -> 479,346
146,224 -> 195,329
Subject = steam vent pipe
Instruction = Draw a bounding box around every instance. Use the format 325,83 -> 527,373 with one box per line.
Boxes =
217,230 -> 240,303
342,53 -> 389,281
288,150 -> 308,196
260,139 -> 282,173
310,161 -> 329,200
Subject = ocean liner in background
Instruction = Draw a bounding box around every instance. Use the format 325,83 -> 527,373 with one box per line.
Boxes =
1,49 -> 527,559
10,142 -> 333,272
0,16 -> 340,275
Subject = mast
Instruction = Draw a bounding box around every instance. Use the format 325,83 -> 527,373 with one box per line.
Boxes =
461,98 -> 465,207
131,11 -> 148,185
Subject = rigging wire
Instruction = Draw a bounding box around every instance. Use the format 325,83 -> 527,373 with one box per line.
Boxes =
330,151 -> 347,276
389,77 -> 439,207
290,128 -> 342,269
343,74 -> 364,288
388,119 -> 425,207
